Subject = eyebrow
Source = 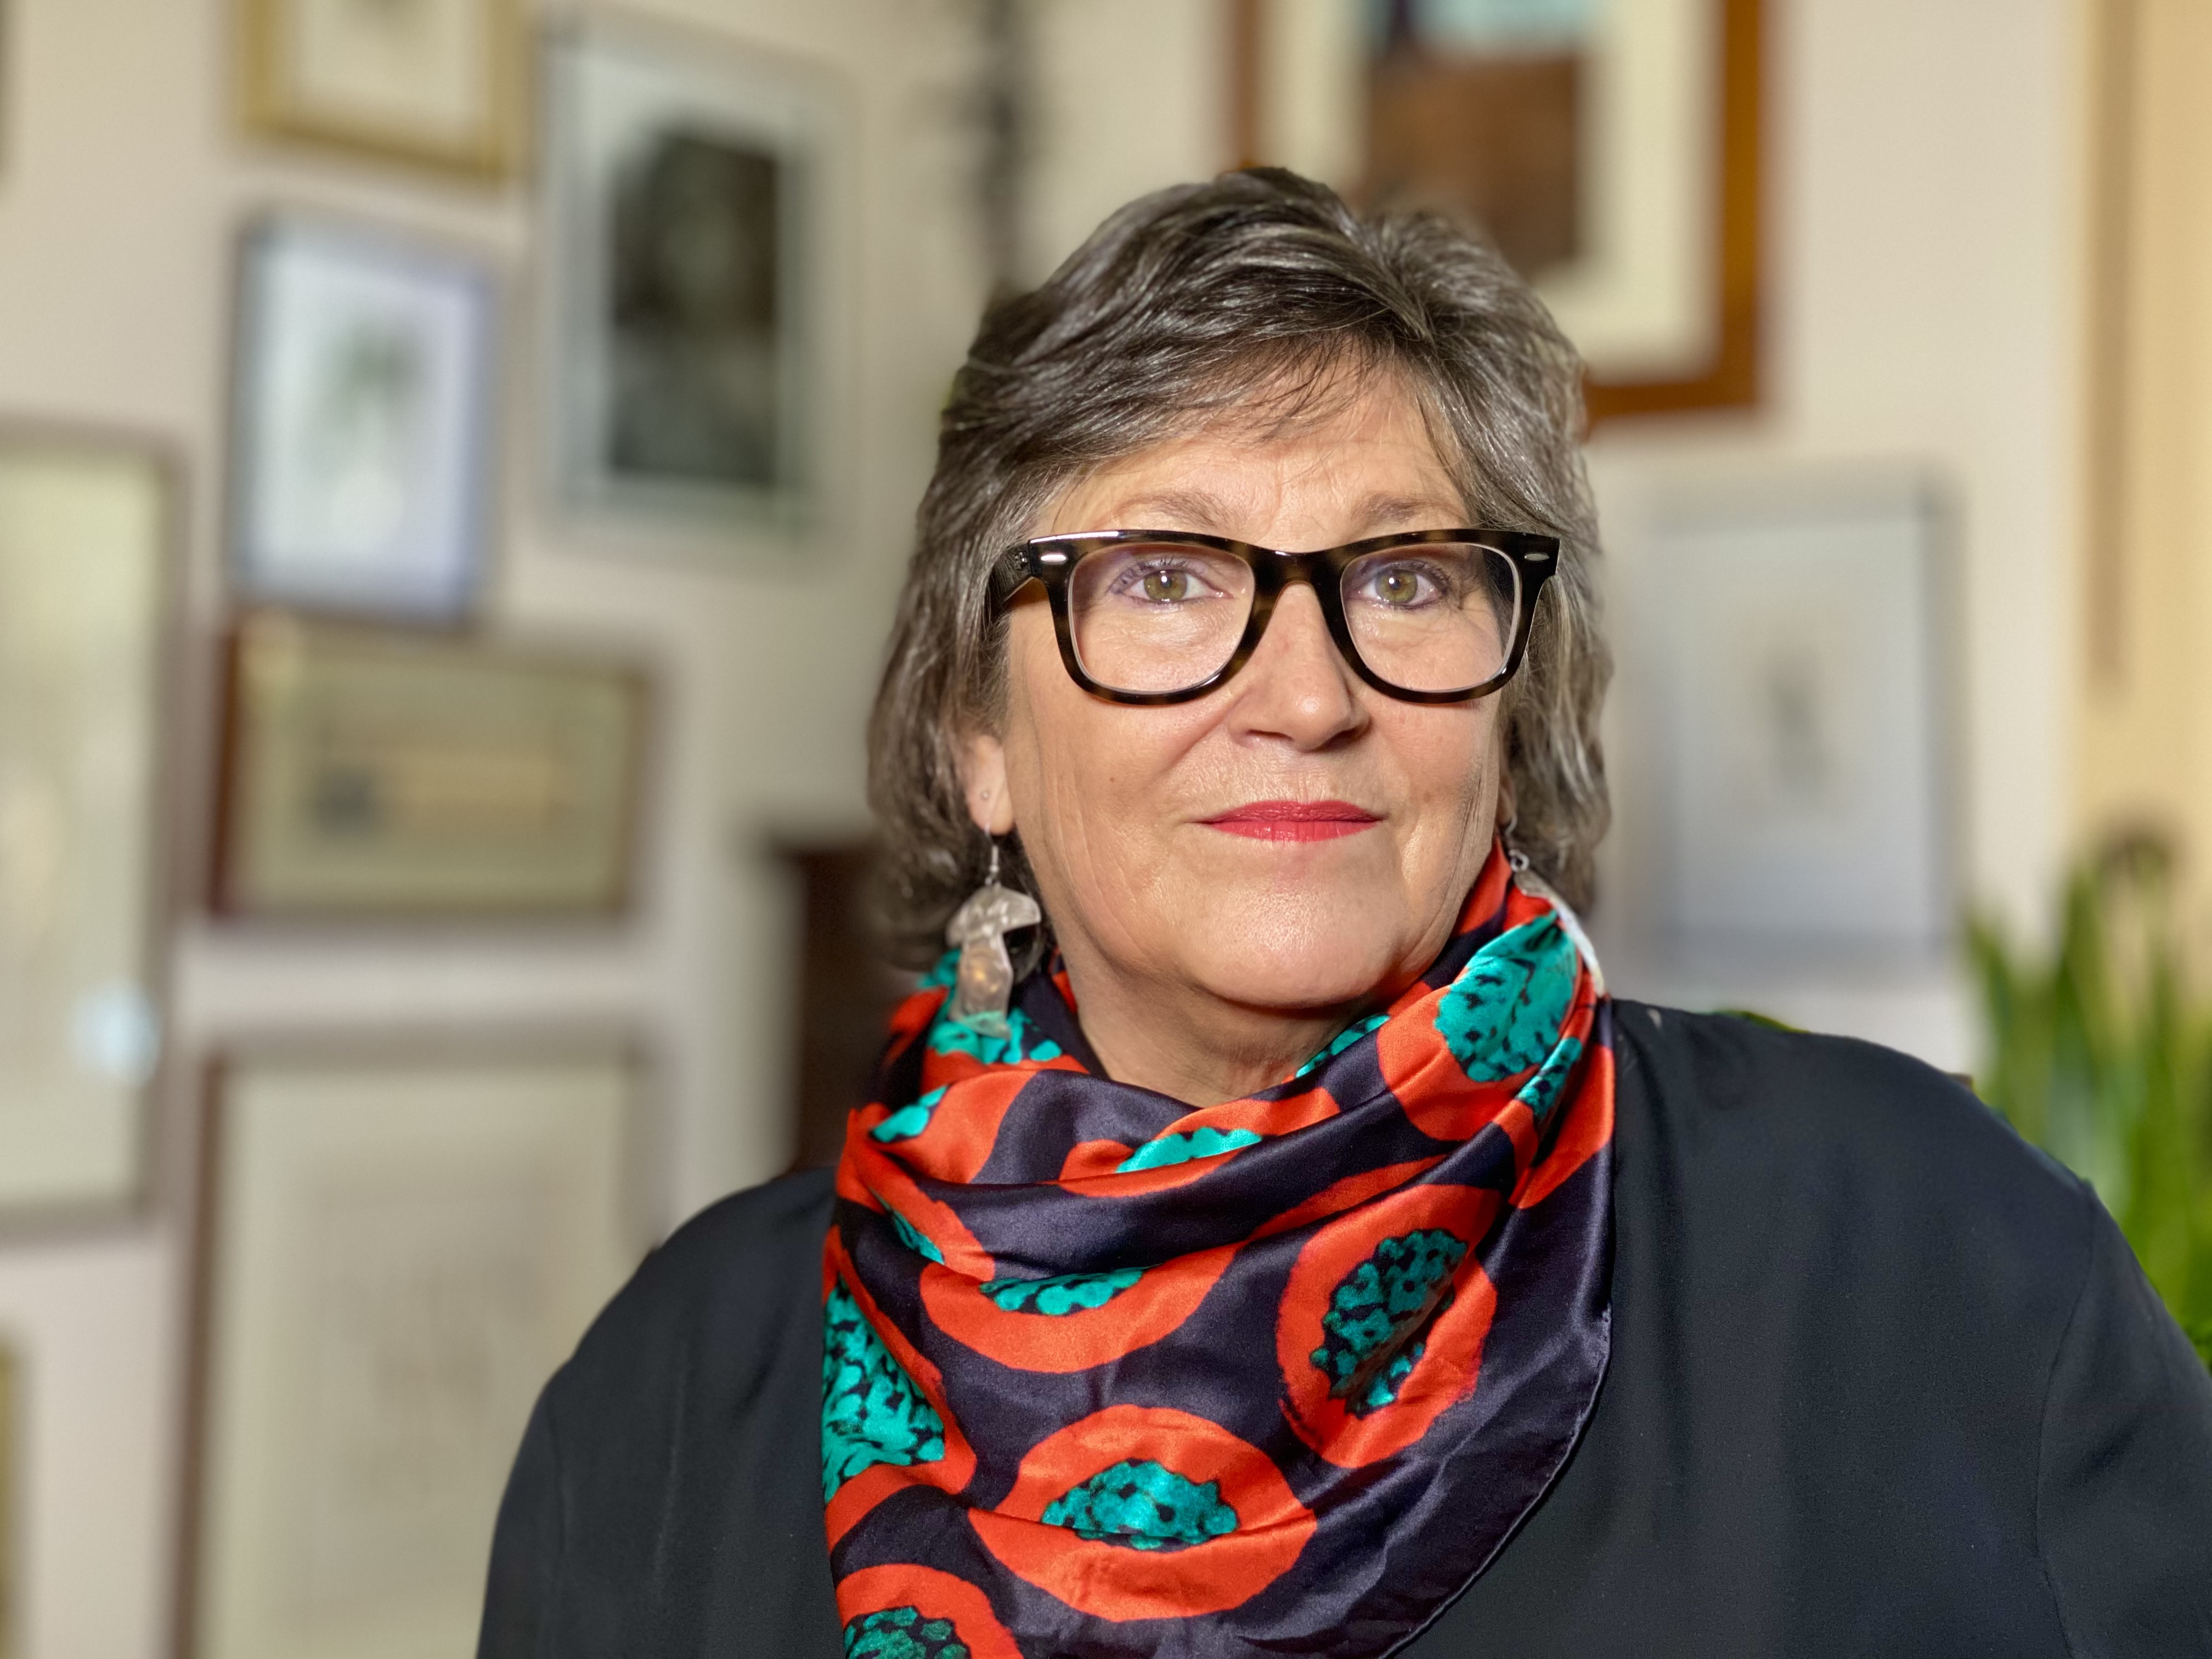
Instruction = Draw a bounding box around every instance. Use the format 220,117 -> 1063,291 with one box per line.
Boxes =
1096,488 -> 1236,533
1347,492 -> 1469,529
1089,488 -> 1468,541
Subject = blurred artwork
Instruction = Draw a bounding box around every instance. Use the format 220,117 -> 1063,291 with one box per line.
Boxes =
608,130 -> 781,489
229,218 -> 496,623
1645,478 -> 1950,960
191,1048 -> 642,1659
0,1343 -> 13,1659
545,20 -> 824,535
0,436 -> 167,1216
1364,0 -> 1596,281
240,0 -> 526,177
1242,0 -> 1756,407
215,617 -> 647,917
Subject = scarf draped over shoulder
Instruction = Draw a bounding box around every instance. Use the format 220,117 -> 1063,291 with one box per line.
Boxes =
825,844 -> 1614,1658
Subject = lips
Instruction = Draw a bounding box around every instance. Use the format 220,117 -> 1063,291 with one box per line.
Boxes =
1201,799 -> 1382,842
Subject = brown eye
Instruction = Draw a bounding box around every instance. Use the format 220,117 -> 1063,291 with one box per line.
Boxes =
1142,568 -> 1193,603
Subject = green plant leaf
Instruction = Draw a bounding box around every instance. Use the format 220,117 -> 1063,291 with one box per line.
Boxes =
1972,845 -> 2211,1372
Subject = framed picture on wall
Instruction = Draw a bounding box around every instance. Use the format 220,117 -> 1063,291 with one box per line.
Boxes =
1643,475 -> 1951,960
228,217 -> 498,624
541,17 -> 830,539
237,0 -> 528,178
183,1043 -> 647,1659
212,615 -> 650,918
0,1340 -> 14,1659
0,430 -> 173,1221
1231,0 -> 1763,422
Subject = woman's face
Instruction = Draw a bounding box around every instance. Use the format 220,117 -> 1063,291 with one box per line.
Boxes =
962,376 -> 1508,1025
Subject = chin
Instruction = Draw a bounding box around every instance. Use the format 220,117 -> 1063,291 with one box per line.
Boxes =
1189,916 -> 1401,1014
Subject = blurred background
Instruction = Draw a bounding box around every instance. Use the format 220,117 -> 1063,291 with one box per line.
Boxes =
0,0 -> 2202,1654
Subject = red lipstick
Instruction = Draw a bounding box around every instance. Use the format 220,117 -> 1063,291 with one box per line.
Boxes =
1201,799 -> 1381,842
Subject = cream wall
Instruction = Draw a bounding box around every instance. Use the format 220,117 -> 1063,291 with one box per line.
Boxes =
0,0 -> 2079,1652
1585,0 -> 2080,1066
0,0 -> 989,1652
1028,0 -> 1226,278
2071,0 -> 2212,944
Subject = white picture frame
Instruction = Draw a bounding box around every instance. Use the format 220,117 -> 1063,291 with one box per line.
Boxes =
1643,476 -> 1953,961
228,216 -> 499,623
187,1043 -> 648,1659
541,17 -> 828,541
0,430 -> 172,1221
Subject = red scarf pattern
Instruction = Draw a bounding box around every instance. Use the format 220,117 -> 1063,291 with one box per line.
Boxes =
825,846 -> 1613,1657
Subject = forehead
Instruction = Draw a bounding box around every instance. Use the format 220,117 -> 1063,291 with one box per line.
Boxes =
1040,372 -> 1468,540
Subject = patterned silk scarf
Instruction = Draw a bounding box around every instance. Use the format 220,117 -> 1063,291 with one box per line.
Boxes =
824,845 -> 1614,1658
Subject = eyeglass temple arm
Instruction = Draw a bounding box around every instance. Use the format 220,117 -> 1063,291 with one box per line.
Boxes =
986,546 -> 1038,616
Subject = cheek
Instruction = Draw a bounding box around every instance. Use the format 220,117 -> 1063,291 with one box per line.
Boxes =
1384,703 -> 1504,813
1000,626 -> 1219,874
1002,618 -> 1167,830
1023,702 -> 1207,842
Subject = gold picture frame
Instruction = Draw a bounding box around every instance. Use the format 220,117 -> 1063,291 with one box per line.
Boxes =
0,426 -> 176,1222
0,1342 -> 14,1659
1229,0 -> 1763,426
180,1042 -> 648,1659
212,615 -> 650,918
238,0 -> 528,180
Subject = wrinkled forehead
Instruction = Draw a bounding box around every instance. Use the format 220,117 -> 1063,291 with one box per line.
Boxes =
1035,359 -> 1470,541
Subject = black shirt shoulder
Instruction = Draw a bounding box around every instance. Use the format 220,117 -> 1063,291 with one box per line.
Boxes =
1618,997 -> 2078,1211
484,1014 -> 2212,1659
479,1169 -> 840,1659
577,1164 -> 837,1371
1430,1002 -> 2212,1658
1613,1000 -> 2104,1329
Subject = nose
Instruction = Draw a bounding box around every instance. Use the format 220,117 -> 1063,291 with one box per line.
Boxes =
1227,582 -> 1367,749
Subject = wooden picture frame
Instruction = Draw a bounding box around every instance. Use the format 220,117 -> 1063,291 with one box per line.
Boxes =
1229,0 -> 1763,425
180,1041 -> 648,1659
774,838 -> 915,1171
227,215 -> 500,625
237,0 -> 527,180
212,615 -> 650,919
0,426 -> 177,1222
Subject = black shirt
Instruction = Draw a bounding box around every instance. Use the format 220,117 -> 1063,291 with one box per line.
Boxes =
478,1007 -> 2212,1657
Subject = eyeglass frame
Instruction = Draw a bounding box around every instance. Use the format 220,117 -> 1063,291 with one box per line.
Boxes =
986,527 -> 1561,707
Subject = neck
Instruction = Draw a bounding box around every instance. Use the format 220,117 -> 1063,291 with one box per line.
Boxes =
1057,953 -> 1369,1107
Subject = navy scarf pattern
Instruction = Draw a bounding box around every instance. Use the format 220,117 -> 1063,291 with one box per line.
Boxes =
825,845 -> 1613,1657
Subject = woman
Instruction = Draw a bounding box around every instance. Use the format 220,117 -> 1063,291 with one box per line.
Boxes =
479,170 -> 2212,1658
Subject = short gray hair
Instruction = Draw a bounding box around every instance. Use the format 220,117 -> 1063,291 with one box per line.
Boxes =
867,168 -> 1610,967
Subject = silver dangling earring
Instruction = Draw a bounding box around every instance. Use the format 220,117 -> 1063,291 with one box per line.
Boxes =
1498,811 -> 1529,873
1498,817 -> 1607,995
945,838 -> 1042,1037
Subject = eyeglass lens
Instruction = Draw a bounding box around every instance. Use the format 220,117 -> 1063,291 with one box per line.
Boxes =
1065,540 -> 1522,697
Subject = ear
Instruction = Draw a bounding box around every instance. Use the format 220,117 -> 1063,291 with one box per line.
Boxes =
1493,758 -> 1516,835
959,731 -> 1016,836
